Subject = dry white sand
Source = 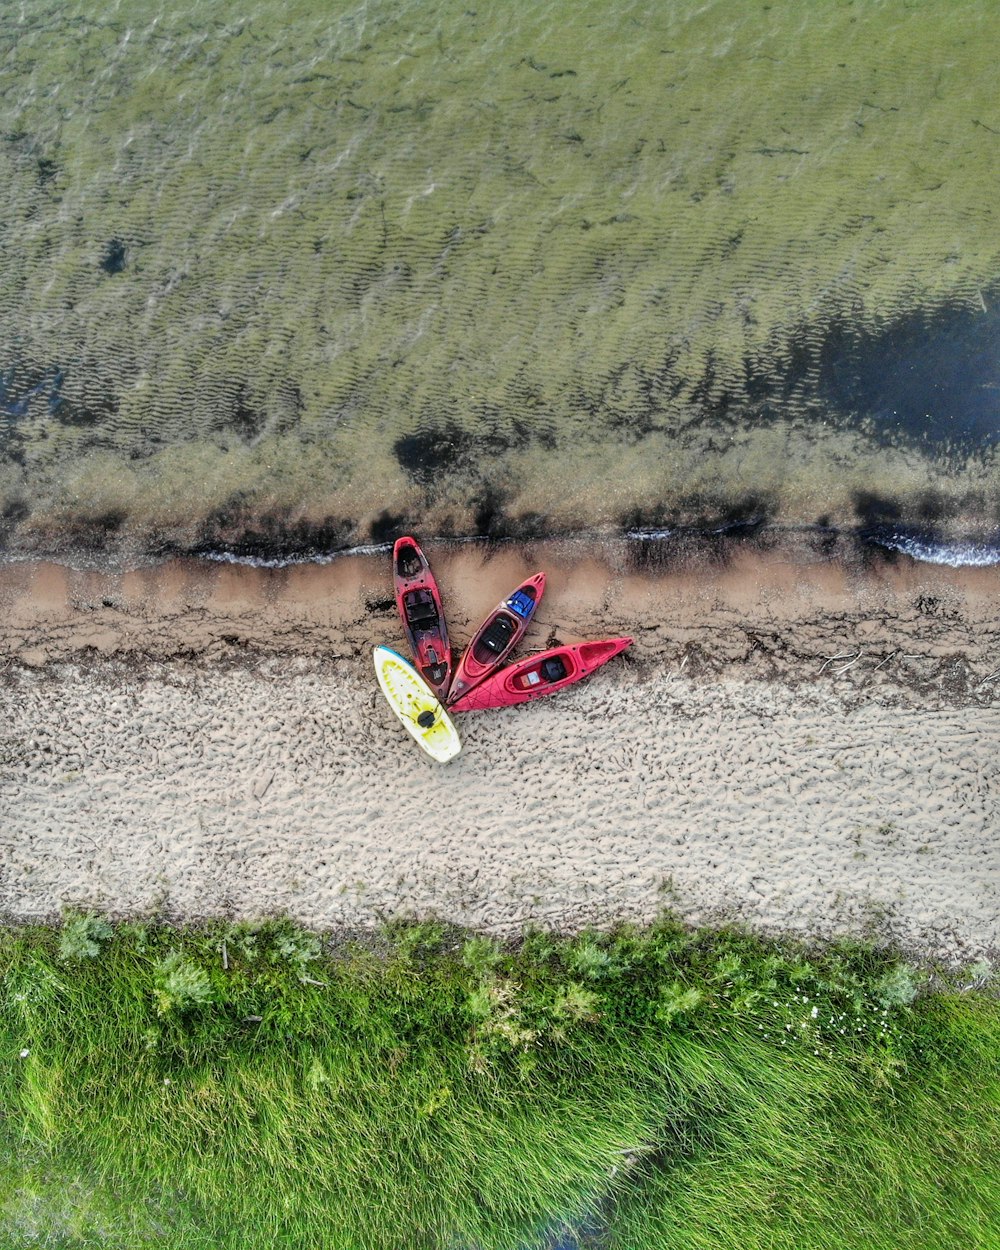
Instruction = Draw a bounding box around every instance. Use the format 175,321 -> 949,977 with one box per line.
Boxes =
2,654 -> 997,962
2,540 -> 998,961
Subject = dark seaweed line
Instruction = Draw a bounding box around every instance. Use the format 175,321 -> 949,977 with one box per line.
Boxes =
1,520 -> 998,574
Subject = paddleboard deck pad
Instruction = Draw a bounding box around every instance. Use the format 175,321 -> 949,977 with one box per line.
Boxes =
373,645 -> 462,763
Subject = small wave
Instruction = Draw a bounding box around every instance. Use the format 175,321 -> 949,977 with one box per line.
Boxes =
865,528 -> 1000,568
625,527 -> 674,540
197,542 -> 394,569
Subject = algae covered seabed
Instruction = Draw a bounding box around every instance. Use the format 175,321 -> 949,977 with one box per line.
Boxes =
1,0 -> 1000,560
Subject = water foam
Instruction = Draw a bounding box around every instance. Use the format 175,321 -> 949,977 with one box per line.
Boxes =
866,529 -> 1000,568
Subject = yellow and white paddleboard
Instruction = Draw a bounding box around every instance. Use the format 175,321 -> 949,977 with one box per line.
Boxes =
373,645 -> 462,763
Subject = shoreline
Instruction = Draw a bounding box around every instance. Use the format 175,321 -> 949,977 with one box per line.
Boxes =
2,535 -> 997,962
2,532 -> 999,703
4,516 -> 1000,577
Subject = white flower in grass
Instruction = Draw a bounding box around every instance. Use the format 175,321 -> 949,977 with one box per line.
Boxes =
810,1006 -> 818,1018
19,1048 -> 29,1059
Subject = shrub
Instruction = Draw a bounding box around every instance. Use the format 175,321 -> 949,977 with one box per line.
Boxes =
461,935 -> 504,978
154,952 -> 216,1014
566,936 -> 613,980
551,982 -> 601,1024
964,959 -> 994,989
874,963 -> 920,1008
58,912 -> 113,961
270,925 -> 321,979
655,981 -> 704,1025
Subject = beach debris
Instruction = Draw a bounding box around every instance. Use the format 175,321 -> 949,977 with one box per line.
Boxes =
976,666 -> 1000,691
819,649 -> 862,675
375,538 -> 631,758
252,771 -> 274,801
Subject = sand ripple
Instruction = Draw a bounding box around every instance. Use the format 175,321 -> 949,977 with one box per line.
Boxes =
2,661 -> 996,962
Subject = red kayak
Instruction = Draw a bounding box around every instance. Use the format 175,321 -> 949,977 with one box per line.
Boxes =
392,537 -> 452,700
449,637 -> 632,713
446,572 -> 546,706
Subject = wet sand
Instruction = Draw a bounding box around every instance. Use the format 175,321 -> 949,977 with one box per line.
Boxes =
1,537 -> 998,961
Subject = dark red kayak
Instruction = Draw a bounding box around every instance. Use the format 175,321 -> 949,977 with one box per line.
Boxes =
449,637 -> 632,713
392,537 -> 452,700
445,572 -> 546,707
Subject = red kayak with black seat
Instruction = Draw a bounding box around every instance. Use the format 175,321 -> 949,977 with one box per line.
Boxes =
448,637 -> 632,713
392,536 -> 452,700
445,572 -> 546,706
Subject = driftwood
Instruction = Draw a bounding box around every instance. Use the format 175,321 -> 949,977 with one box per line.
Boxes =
819,649 -> 861,675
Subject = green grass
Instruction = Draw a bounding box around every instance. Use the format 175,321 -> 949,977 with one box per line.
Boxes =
0,916 -> 997,1249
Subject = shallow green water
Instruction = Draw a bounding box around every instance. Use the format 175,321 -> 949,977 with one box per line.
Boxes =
1,0 -> 999,558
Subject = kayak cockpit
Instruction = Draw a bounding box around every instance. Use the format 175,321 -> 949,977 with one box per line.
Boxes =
474,613 -> 516,662
395,543 -> 423,580
512,652 -> 569,691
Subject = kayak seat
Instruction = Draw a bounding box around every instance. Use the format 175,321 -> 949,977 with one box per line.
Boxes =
507,589 -> 536,618
477,614 -> 516,657
541,656 -> 568,683
405,596 -> 439,627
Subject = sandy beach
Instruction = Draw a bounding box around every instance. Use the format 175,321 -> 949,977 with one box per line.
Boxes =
1,536 -> 998,962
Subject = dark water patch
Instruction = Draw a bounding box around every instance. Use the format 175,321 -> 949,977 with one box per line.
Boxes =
395,424 -> 478,486
473,488 -> 514,541
470,492 -> 550,544
0,364 -> 64,425
623,517 -> 772,576
368,510 -> 409,545
815,288 -> 1000,447
36,156 -> 58,186
394,417 -> 533,489
1,499 -> 29,523
196,503 -> 357,564
22,511 -> 133,555
99,239 -> 128,275
853,488 -> 994,530
36,365 -> 120,430
229,385 -> 268,444
51,397 -> 114,429
852,491 -> 902,528
624,494 -> 772,536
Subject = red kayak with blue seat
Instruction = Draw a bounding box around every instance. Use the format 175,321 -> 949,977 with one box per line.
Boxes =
445,572 -> 546,706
